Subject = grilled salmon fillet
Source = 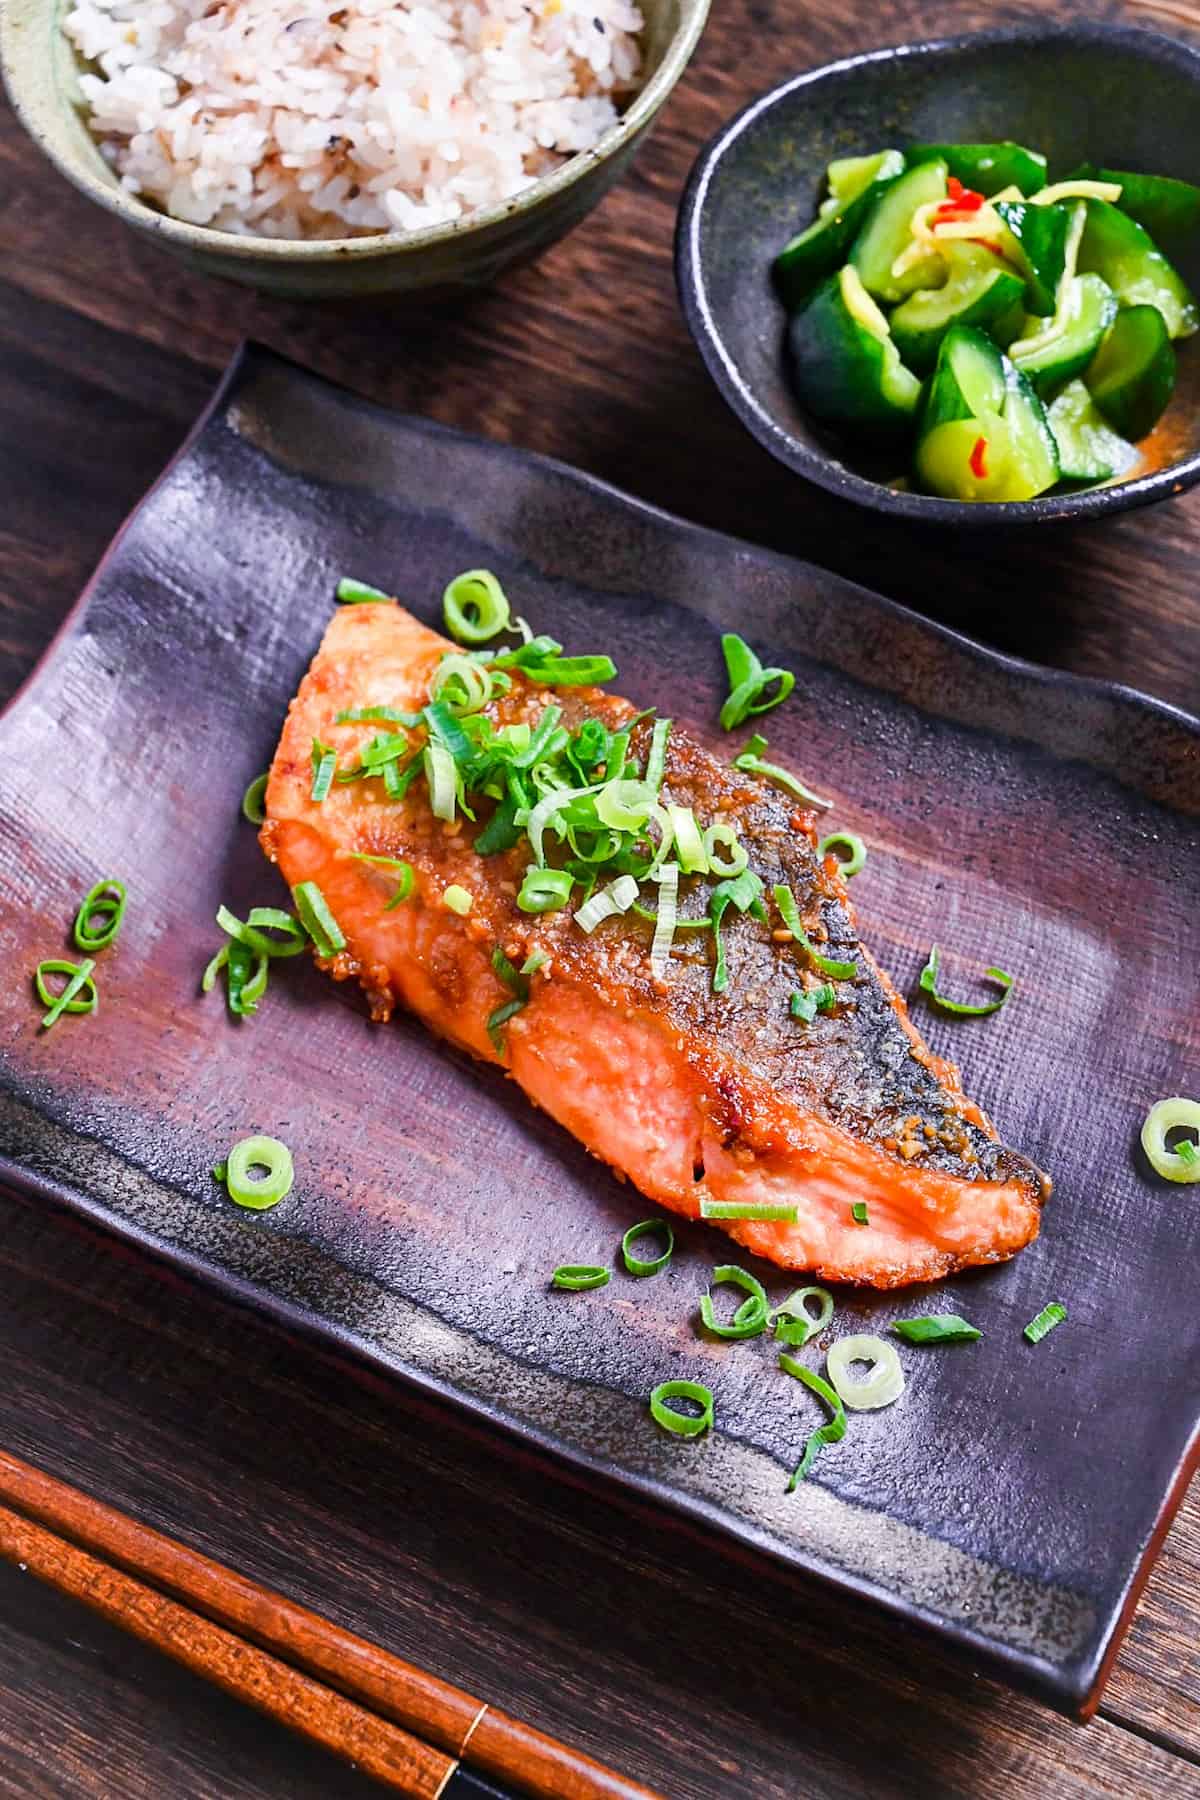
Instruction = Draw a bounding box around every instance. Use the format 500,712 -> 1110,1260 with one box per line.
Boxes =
261,602 -> 1049,1286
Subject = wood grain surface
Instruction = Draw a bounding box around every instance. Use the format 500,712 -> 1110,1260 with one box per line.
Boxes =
0,0 -> 1198,1792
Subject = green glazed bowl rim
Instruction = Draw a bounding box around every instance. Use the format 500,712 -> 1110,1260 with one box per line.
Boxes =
0,0 -> 709,262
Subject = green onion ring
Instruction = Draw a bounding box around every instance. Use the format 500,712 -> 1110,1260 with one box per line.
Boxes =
826,1335 -> 905,1411
35,958 -> 98,1029
892,1315 -> 981,1345
699,1201 -> 798,1222
241,773 -> 269,824
220,1134 -> 295,1209
551,1264 -> 610,1291
702,822 -> 748,878
1024,1302 -> 1067,1345
919,944 -> 1013,1018
699,1264 -> 769,1339
621,1219 -> 675,1277
349,854 -> 415,909
818,832 -> 867,878
1141,1097 -> 1200,1184
201,945 -> 229,993
774,884 -> 857,980
336,577 -> 390,604
72,878 -> 127,952
649,1379 -> 714,1438
216,904 -> 306,960
779,1353 -> 846,1488
518,867 -> 573,914
430,653 -> 495,716
443,569 -> 511,644
770,1286 -> 834,1348
292,881 -> 346,958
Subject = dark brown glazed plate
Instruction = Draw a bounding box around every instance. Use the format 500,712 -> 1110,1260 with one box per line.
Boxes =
1,344 -> 1197,1715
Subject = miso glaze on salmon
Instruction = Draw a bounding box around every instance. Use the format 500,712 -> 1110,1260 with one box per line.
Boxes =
261,600 -> 1049,1287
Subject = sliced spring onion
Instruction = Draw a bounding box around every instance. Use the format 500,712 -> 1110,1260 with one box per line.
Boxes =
520,949 -> 548,976
486,998 -> 523,1052
521,653 -> 617,688
527,781 -> 603,866
349,853 -> 415,909
430,652 -> 495,715
310,739 -> 337,803
211,1162 -> 227,1183
790,985 -> 836,1022
850,1202 -> 869,1225
1140,1097 -> 1200,1184
662,805 -> 707,875
702,822 -> 748,878
337,576 -> 389,604
551,1264 -> 610,1291
35,958 -> 98,1030
216,904 -> 306,959
818,832 -> 867,877
774,885 -> 856,980
491,945 -> 528,996
596,778 -> 655,832
650,862 -> 679,979
826,1335 -> 905,1411
770,1286 -> 833,1348
649,1379 -> 714,1438
334,705 -> 421,727
518,867 -> 573,913
443,885 -> 473,916
719,633 -> 796,731
699,1264 -> 769,1340
892,1315 -> 981,1345
1024,1302 -> 1066,1345
240,951 -> 270,1010
293,881 -> 346,957
224,939 -> 259,1017
72,878 -> 127,952
734,737 -> 833,811
621,1218 -> 675,1277
779,1354 -> 846,1488
574,874 -> 639,933
644,718 -> 671,792
919,945 -> 1013,1018
201,945 -> 229,993
241,773 -> 269,825
709,868 -> 765,995
219,1134 -> 294,1209
424,742 -> 459,822
443,569 -> 511,644
699,1201 -> 799,1222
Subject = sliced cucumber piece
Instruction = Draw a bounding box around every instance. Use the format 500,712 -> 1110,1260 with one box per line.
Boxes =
774,153 -> 905,309
850,160 -> 948,303
1084,305 -> 1177,439
891,246 -> 1026,373
1047,379 -> 1138,484
1000,360 -> 1061,498
915,411 -> 1016,501
1009,273 -> 1118,395
921,325 -> 1008,433
1076,199 -> 1198,339
787,265 -> 920,432
908,142 -> 1047,197
1070,165 -> 1200,256
994,200 -> 1072,315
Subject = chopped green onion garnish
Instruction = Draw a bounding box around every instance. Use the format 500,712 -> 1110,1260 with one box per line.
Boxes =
621,1218 -> 675,1277
818,832 -> 867,877
551,1264 -> 610,1291
443,885 -> 473,916
919,945 -> 1013,1018
349,854 -> 415,909
1024,1302 -> 1066,1345
34,958 -> 98,1030
310,738 -> 337,803
719,633 -> 795,731
522,653 -> 617,688
649,1379 -> 714,1438
443,569 -> 511,644
486,997 -> 525,1054
779,1354 -> 846,1488
1140,1097 -> 1200,1184
430,652 -> 499,716
708,868 -> 764,994
774,885 -> 856,980
699,1264 -> 769,1340
702,822 -> 748,878
334,705 -> 421,726
241,773 -> 269,824
73,878 -> 127,953
650,862 -> 679,979
699,1201 -> 799,1222
892,1315 -> 981,1345
770,1286 -> 833,1348
520,949 -> 548,976
217,1134 -> 294,1210
491,946 -> 529,997
211,1161 -> 227,1183
665,805 -> 709,875
223,940 -> 261,1017
790,984 -> 836,1022
337,577 -> 390,604
201,945 -> 229,994
216,904 -> 306,959
826,1335 -> 905,1410
424,742 -> 459,822
518,867 -> 573,913
734,742 -> 832,811
293,881 -> 347,957
644,718 -> 671,792
850,1202 -> 869,1225
574,874 -> 639,933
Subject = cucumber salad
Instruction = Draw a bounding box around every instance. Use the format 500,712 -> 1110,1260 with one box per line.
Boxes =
774,142 -> 1199,502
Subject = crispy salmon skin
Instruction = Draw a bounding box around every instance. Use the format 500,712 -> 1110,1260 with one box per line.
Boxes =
261,601 -> 1049,1286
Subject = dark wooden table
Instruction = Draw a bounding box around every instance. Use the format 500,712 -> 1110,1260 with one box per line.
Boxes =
2,0 -> 1199,1792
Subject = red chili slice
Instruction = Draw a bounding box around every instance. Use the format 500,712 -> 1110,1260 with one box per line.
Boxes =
969,436 -> 989,480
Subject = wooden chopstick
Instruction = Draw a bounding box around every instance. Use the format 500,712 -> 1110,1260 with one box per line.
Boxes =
0,1450 -> 661,1800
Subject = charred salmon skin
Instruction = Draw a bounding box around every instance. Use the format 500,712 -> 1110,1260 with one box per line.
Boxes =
261,600 -> 1049,1286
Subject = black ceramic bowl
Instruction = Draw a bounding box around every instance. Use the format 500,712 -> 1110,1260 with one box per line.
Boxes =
675,24 -> 1200,526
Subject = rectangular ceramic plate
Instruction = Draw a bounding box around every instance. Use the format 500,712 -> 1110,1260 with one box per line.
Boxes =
1,345 -> 1197,1715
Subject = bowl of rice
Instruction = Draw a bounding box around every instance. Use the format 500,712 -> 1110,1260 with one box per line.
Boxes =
0,0 -> 707,296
